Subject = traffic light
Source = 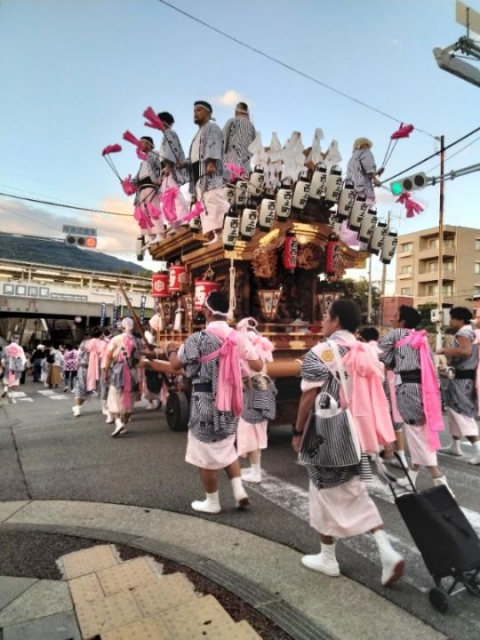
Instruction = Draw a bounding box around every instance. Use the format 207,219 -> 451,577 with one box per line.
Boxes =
65,235 -> 97,248
390,172 -> 428,196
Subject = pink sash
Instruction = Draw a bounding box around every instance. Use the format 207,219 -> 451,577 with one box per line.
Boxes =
85,339 -> 103,392
395,330 -> 444,450
199,327 -> 243,417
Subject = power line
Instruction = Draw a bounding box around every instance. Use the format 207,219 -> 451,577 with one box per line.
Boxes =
0,192 -> 131,217
157,0 -> 436,140
423,135 -> 480,175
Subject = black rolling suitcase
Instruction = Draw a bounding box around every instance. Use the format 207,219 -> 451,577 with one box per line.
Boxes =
389,455 -> 480,612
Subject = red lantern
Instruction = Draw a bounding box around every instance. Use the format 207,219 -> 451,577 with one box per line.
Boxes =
325,239 -> 341,277
169,264 -> 188,293
151,273 -> 170,298
283,231 -> 298,270
194,279 -> 221,311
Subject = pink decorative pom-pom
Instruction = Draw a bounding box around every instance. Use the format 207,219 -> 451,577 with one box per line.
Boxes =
123,130 -> 142,148
102,144 -> 113,156
390,124 -> 414,140
396,192 -> 424,218
109,143 -> 122,154
121,175 -> 136,196
136,149 -> 147,160
134,205 -> 153,229
226,162 -> 246,180
143,107 -> 166,131
146,202 -> 162,221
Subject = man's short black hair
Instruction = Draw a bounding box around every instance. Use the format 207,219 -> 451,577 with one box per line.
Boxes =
236,102 -> 249,112
359,326 -> 379,342
206,290 -> 229,314
140,136 -> 154,146
399,305 -> 422,329
90,327 -> 103,338
157,111 -> 174,126
450,306 -> 473,323
329,299 -> 361,333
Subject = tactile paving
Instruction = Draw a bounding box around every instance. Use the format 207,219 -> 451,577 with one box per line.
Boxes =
160,594 -> 237,639
68,573 -> 105,605
74,589 -> 142,639
234,620 -> 263,639
132,573 -> 196,616
100,616 -> 172,640
60,545 -> 118,580
97,557 -> 158,596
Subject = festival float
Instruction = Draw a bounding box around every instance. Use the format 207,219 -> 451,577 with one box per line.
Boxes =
135,129 -> 399,431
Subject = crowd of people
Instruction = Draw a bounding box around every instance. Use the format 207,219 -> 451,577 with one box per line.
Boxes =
2,296 -> 479,589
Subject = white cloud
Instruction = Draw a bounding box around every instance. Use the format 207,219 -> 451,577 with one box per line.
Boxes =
213,89 -> 245,106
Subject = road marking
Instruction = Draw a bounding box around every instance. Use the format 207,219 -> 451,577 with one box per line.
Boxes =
37,390 -> 56,395
16,398 -> 34,402
6,391 -> 27,398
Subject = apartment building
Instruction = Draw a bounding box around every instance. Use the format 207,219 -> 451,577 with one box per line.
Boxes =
395,225 -> 480,309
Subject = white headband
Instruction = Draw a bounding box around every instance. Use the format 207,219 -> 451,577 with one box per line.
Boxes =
204,297 -> 229,317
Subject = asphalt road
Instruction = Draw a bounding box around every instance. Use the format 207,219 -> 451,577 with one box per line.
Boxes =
1,382 -> 480,640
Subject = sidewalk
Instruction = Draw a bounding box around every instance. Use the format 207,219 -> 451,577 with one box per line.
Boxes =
0,500 -> 446,640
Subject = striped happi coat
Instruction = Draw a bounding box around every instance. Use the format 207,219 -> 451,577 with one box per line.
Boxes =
241,384 -> 277,424
160,129 -> 188,185
223,117 -> 256,176
378,328 -> 433,426
179,324 -> 242,443
301,333 -> 372,490
187,122 -> 225,195
445,326 -> 479,417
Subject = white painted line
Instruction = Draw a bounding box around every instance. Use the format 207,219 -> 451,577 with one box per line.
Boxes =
6,391 -> 27,398
49,395 -> 67,400
17,398 -> 34,403
37,390 -> 55,395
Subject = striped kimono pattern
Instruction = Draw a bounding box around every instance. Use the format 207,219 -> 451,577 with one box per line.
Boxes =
445,327 -> 479,417
223,117 -> 256,176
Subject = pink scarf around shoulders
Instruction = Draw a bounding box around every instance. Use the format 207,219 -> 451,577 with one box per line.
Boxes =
395,329 -> 444,450
85,338 -> 103,392
199,326 -> 243,417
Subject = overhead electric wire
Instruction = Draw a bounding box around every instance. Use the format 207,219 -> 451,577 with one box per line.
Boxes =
423,135 -> 480,175
157,0 -> 436,139
0,191 -> 130,217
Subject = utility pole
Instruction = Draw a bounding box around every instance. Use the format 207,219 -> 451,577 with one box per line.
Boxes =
367,256 -> 373,323
436,135 -> 446,350
378,211 -> 391,327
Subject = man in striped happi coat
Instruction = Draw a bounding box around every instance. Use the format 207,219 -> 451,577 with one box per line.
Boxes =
223,102 -> 256,178
167,291 -> 262,514
378,305 -> 451,492
157,111 -> 188,186
293,299 -> 404,586
438,307 -> 480,465
182,101 -> 230,245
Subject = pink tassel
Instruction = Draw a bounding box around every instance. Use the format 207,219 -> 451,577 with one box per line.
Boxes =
121,175 -> 136,196
396,192 -> 424,218
123,130 -> 142,148
143,106 -> 166,131
102,144 -> 113,156
226,162 -> 246,180
161,187 -> 179,223
136,149 -> 147,160
109,143 -> 122,153
134,205 -> 153,229
176,200 -> 204,224
146,201 -> 162,221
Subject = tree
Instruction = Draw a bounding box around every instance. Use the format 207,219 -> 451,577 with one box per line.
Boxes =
342,278 -> 381,322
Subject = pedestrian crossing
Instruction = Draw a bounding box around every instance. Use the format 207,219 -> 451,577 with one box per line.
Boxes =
4,388 -> 71,403
248,464 -> 480,629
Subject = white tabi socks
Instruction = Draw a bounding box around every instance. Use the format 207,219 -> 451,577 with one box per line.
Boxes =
468,441 -> 480,465
373,529 -> 405,586
396,469 -> 418,491
241,460 -> 262,483
231,477 -> 250,508
191,492 -> 221,515
441,439 -> 463,456
301,542 -> 340,577
111,418 -> 127,437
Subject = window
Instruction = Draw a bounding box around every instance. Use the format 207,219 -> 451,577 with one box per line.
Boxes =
476,239 -> 480,251
475,263 -> 480,275
428,238 -> 439,249
426,261 -> 438,272
400,265 -> 412,274
427,284 -> 438,296
400,242 -> 413,253
444,261 -> 454,272
474,286 -> 480,296
442,284 -> 453,296
401,287 -> 412,295
444,237 -> 455,248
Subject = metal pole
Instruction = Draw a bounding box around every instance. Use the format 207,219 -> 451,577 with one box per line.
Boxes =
436,135 -> 445,350
379,211 -> 390,327
367,256 -> 373,323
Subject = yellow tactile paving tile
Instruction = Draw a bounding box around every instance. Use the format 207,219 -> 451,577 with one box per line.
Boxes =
68,572 -> 105,605
234,620 -> 263,639
100,616 -> 173,640
160,594 -> 238,639
60,544 -> 118,580
132,573 -> 197,617
96,557 -> 158,596
74,589 -> 143,639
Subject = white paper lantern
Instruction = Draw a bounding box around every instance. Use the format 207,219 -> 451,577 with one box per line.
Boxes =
380,229 -> 398,264
369,219 -> 388,255
324,165 -> 343,206
359,207 -> 377,243
258,197 -> 276,231
348,194 -> 367,231
337,180 -> 356,221
222,212 -> 240,250
275,188 -> 293,221
240,208 -> 258,240
308,163 -> 327,201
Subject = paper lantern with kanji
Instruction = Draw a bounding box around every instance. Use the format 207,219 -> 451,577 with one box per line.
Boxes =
283,231 -> 298,270
169,264 -> 188,293
325,239 -> 341,277
194,280 -> 221,311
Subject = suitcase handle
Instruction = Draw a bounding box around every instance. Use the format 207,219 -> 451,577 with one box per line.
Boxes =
387,452 -> 418,499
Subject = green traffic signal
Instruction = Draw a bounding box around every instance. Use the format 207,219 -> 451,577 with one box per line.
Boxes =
391,181 -> 403,195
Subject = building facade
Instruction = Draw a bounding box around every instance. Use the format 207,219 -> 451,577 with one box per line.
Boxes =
395,225 -> 480,310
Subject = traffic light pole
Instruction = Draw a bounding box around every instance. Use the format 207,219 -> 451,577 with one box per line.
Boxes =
437,135 -> 445,350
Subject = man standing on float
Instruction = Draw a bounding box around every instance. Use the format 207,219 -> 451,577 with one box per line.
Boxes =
180,101 -> 230,245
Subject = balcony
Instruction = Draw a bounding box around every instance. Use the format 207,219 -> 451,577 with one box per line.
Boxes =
419,245 -> 456,259
417,268 -> 455,282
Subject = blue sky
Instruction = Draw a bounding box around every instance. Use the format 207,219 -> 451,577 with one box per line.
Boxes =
0,0 -> 479,279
